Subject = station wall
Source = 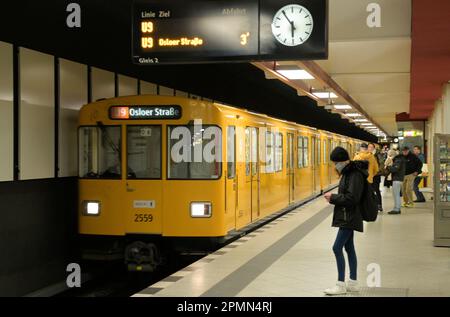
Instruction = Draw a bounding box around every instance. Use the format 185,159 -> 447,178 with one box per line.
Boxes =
0,40 -> 199,295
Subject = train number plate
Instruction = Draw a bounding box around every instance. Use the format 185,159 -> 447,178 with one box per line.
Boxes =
134,213 -> 153,222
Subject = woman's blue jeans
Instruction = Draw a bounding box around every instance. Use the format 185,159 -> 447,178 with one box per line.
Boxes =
333,228 -> 357,282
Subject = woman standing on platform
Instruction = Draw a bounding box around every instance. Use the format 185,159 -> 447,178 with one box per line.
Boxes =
323,147 -> 366,295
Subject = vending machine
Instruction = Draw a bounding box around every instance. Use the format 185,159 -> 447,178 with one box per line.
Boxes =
434,134 -> 450,247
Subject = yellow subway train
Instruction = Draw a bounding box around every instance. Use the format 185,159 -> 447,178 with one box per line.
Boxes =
78,95 -> 363,270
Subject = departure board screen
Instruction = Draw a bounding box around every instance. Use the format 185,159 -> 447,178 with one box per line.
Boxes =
132,0 -> 328,64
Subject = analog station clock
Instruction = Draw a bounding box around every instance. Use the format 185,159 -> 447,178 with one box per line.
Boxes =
271,4 -> 314,46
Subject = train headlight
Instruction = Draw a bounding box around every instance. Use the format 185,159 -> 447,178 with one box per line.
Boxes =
83,201 -> 101,216
190,202 -> 212,218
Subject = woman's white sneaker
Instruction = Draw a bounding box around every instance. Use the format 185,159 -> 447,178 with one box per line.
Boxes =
324,281 -> 347,295
346,279 -> 360,292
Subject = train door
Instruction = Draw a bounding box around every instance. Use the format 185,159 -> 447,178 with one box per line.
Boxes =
250,127 -> 260,221
240,127 -> 260,225
124,125 -> 163,234
312,136 -> 321,194
328,138 -> 332,184
226,126 -> 237,230
287,133 -> 295,203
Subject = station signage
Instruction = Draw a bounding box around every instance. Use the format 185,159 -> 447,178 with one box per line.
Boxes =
132,0 -> 328,64
109,105 -> 182,120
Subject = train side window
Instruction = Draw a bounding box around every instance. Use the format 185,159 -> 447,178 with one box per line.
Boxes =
251,128 -> 258,176
167,125 -> 222,179
317,139 -> 321,165
323,139 -> 328,164
245,128 -> 251,176
297,136 -> 303,168
265,131 -> 274,173
227,126 -> 236,179
303,137 -> 309,167
275,132 -> 283,172
127,126 -> 161,179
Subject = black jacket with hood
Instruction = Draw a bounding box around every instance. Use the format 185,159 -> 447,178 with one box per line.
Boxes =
329,160 -> 367,233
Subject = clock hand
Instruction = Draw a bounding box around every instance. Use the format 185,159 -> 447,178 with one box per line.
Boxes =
282,10 -> 292,24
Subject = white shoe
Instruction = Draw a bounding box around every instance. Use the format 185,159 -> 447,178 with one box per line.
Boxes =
346,279 -> 360,292
324,281 -> 347,295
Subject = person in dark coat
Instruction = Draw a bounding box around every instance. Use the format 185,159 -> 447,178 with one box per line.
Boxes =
401,146 -> 422,207
323,146 -> 366,295
387,152 -> 406,214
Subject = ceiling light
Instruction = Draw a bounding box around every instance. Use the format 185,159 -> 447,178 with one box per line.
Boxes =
312,92 -> 338,99
361,123 -> 373,126
333,105 -> 352,110
345,113 -> 361,117
353,119 -> 368,122
277,69 -> 314,80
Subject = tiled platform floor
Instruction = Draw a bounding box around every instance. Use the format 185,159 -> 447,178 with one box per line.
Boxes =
134,187 -> 450,297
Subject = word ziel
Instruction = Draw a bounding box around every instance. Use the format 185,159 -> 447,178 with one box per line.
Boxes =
177,301 -> 272,314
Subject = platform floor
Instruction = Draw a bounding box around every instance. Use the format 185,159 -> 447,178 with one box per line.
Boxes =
134,186 -> 450,297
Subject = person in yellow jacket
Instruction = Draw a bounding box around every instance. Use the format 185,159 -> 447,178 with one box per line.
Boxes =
353,143 -> 379,184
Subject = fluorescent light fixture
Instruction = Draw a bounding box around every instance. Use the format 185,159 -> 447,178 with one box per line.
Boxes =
353,119 -> 368,122
345,113 -> 361,117
277,69 -> 314,80
333,105 -> 352,110
313,92 -> 338,99
361,123 -> 373,126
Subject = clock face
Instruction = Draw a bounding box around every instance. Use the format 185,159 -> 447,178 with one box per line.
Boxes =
271,4 -> 314,46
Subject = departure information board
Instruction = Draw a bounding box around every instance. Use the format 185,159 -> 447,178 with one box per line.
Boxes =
132,0 -> 328,64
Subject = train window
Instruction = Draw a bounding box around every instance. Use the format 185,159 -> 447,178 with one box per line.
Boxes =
251,128 -> 258,176
265,131 -> 275,173
317,140 -> 321,165
303,137 -> 309,167
227,126 -> 236,179
297,136 -> 303,168
245,128 -> 251,176
275,133 -> 283,172
323,140 -> 328,164
78,126 -> 122,179
167,125 -> 222,179
127,126 -> 161,179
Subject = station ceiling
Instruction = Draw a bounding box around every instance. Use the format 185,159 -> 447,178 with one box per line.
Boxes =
0,0 -> 377,142
316,0 -> 412,136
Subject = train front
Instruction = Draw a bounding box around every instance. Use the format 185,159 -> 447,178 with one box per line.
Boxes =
78,96 -> 226,271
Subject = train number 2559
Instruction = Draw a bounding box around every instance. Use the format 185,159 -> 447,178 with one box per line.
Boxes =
134,213 -> 153,222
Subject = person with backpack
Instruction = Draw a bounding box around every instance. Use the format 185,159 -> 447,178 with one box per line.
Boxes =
323,146 -> 367,295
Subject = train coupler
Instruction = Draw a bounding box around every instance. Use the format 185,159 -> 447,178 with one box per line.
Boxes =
125,241 -> 162,272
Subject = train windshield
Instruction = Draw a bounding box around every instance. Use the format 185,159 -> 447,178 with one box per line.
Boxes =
78,126 -> 122,179
167,125 -> 222,179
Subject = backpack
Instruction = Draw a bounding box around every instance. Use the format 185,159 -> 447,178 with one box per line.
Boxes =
360,180 -> 378,222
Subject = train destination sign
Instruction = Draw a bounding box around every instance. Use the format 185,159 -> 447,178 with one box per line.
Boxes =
109,105 -> 182,120
132,0 -> 328,64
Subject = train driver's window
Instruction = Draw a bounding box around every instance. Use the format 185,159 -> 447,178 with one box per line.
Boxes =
78,126 -> 122,179
167,125 -> 222,179
127,126 -> 161,179
227,126 -> 236,179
